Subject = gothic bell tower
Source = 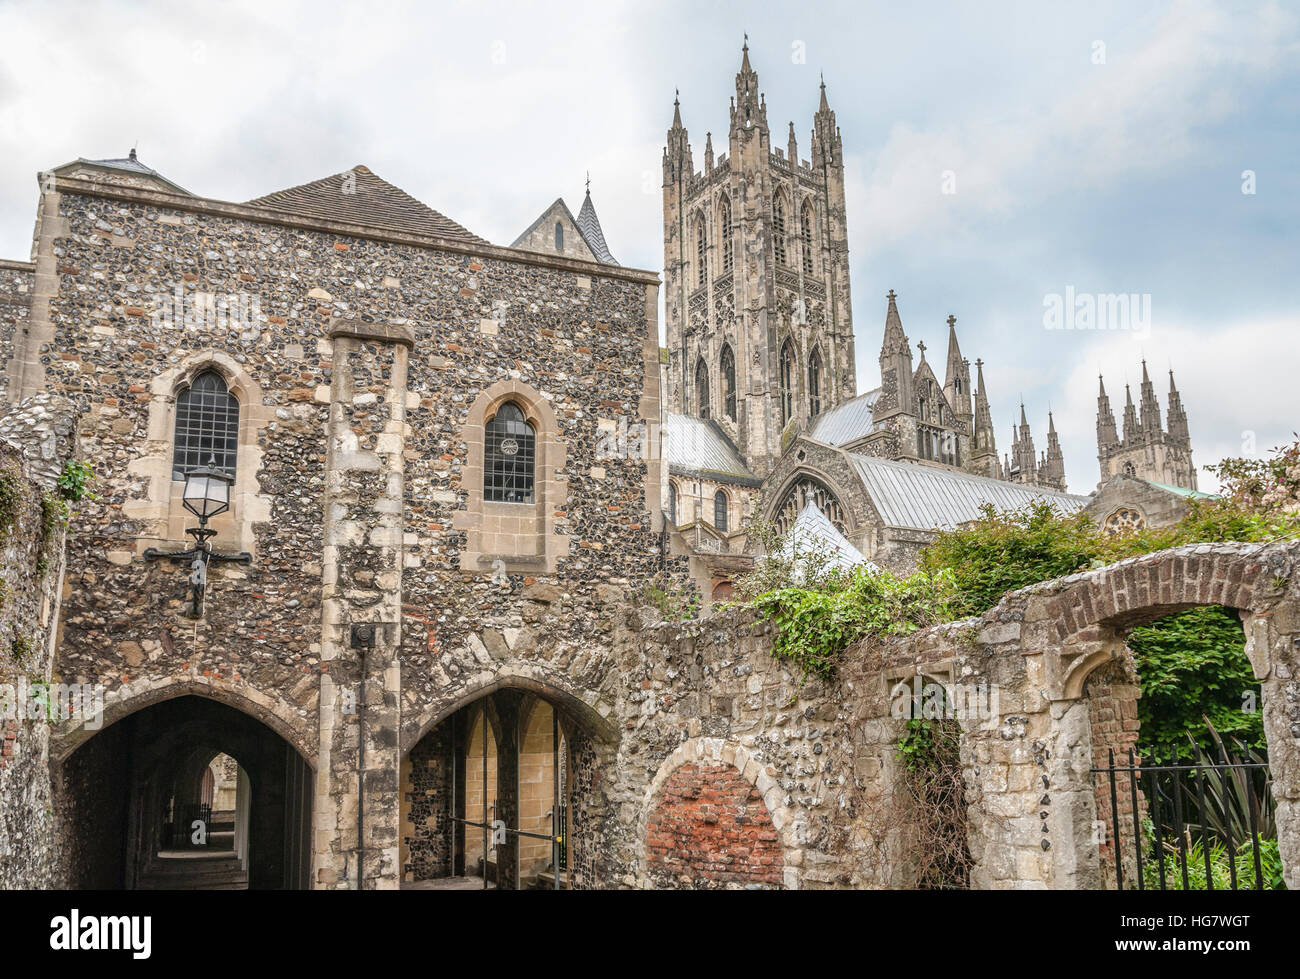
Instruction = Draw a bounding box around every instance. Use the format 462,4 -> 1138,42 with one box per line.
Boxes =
663,40 -> 856,478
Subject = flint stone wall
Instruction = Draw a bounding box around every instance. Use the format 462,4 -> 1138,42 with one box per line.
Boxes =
619,540 -> 1300,889
0,395 -> 75,888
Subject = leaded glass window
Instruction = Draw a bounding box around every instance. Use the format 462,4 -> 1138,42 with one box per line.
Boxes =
485,401 -> 536,503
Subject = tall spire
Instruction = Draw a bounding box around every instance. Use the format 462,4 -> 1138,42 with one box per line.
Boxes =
731,37 -> 766,136
1166,368 -> 1191,448
877,290 -> 914,419
1122,383 -> 1139,442
1097,374 -> 1119,449
787,120 -> 798,165
1139,358 -> 1162,434
1043,410 -> 1066,490
971,357 -> 998,475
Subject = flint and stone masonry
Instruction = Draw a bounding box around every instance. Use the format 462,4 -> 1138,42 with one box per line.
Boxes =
0,165 -> 1296,890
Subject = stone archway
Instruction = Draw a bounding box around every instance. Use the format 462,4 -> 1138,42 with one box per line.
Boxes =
399,678 -> 615,890
1022,541 -> 1300,890
637,738 -> 797,889
53,694 -> 313,889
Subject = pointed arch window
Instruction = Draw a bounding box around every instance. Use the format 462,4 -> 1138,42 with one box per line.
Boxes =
719,197 -> 733,274
720,343 -> 736,422
772,197 -> 787,266
667,481 -> 678,525
695,359 -> 710,419
809,348 -> 823,417
484,401 -> 536,503
713,490 -> 729,533
779,339 -> 795,426
172,370 -> 239,480
696,214 -> 708,288
800,201 -> 814,275
554,222 -> 564,250
774,476 -> 847,536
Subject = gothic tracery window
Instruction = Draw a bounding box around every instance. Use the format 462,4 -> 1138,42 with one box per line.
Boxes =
484,401 -> 536,503
719,197 -> 733,274
800,200 -> 814,275
1104,507 -> 1146,536
172,370 -> 239,481
696,214 -> 708,288
720,343 -> 737,421
774,476 -> 847,536
772,197 -> 787,266
779,339 -> 795,426
695,359 -> 710,419
808,348 -> 823,417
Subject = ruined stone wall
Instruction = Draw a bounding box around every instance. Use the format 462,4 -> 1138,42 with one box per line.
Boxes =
620,541 -> 1300,890
0,261 -> 34,407
0,396 -> 75,888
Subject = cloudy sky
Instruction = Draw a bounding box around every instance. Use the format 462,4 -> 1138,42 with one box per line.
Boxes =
0,0 -> 1295,492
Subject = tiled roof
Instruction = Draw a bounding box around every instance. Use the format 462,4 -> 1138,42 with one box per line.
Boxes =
664,413 -> 759,485
248,164 -> 485,243
808,388 -> 882,445
847,453 -> 1089,531
575,190 -> 617,265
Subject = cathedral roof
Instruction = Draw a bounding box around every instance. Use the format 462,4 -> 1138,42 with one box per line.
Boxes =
771,501 -> 877,576
664,412 -> 759,485
807,388 -> 882,446
846,453 -> 1088,531
248,165 -> 485,243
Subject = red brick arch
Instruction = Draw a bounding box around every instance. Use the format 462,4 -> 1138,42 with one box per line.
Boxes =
645,762 -> 783,888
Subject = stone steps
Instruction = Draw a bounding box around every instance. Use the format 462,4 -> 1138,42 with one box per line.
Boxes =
137,853 -> 248,890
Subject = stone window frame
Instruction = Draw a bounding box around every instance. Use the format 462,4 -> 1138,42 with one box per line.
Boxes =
718,194 -> 734,274
124,349 -> 272,559
454,379 -> 569,575
719,342 -> 737,422
800,198 -> 816,276
713,487 -> 730,533
667,479 -> 679,526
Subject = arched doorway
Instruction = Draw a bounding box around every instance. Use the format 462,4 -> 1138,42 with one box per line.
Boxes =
54,695 -> 312,889
400,687 -> 596,890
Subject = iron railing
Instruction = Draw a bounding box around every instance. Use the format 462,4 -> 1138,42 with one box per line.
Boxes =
1091,746 -> 1273,890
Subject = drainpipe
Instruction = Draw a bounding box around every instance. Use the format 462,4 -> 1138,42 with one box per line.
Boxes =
350,623 -> 376,890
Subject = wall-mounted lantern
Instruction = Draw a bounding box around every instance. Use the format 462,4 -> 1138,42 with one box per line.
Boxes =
144,459 -> 252,618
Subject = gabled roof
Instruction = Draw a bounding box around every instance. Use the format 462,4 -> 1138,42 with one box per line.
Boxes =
574,190 -> 617,265
664,413 -> 759,485
54,149 -> 192,195
511,190 -> 619,265
248,164 -> 485,243
847,452 -> 1089,531
773,501 -> 878,575
807,388 -> 883,445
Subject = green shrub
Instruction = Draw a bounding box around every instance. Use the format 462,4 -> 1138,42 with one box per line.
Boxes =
752,565 -> 956,680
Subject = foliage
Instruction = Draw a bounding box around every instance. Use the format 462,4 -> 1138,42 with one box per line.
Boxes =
751,565 -> 956,680
56,459 -> 96,503
1140,819 -> 1284,890
10,634 -> 35,671
642,578 -> 700,622
1127,610 -> 1261,762
919,500 -> 1102,617
0,466 -> 22,539
1207,434 -> 1300,516
734,515 -> 851,600
894,717 -> 970,888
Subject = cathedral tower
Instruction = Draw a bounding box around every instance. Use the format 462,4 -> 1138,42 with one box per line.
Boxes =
663,41 -> 856,477
1097,362 -> 1197,489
